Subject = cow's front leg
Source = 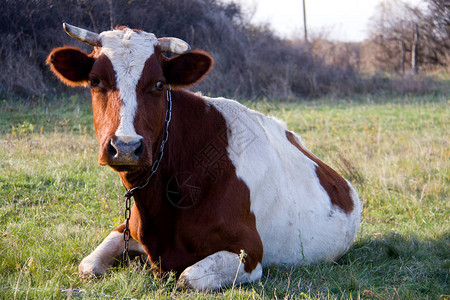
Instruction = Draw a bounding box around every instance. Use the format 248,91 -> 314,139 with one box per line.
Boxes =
78,229 -> 145,279
177,251 -> 262,291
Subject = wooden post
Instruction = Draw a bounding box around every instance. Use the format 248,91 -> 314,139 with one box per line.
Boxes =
401,40 -> 405,74
411,23 -> 419,74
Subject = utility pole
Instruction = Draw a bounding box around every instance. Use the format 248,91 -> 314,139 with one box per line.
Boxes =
303,0 -> 308,42
108,0 -> 114,30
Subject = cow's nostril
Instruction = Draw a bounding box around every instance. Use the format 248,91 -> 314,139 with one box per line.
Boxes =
108,139 -> 118,157
134,140 -> 144,157
106,136 -> 144,164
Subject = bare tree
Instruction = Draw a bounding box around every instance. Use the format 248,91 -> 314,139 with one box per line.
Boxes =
368,0 -> 420,73
417,0 -> 450,70
368,0 -> 449,74
0,0 -> 439,99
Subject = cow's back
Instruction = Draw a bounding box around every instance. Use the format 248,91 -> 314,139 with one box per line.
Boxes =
206,97 -> 361,266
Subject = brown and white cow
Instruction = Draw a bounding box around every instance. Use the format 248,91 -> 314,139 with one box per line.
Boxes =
47,23 -> 361,291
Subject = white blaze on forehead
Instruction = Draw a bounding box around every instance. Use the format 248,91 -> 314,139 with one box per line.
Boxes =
99,28 -> 159,140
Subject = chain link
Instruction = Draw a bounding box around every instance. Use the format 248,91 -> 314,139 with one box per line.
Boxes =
121,86 -> 172,265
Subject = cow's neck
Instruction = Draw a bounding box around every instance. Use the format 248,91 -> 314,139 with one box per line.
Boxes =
120,90 -> 230,216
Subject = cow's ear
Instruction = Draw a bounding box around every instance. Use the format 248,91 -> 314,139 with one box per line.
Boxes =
46,47 -> 95,87
163,50 -> 213,88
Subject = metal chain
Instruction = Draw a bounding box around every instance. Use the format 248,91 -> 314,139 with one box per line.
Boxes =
122,194 -> 132,265
121,86 -> 172,265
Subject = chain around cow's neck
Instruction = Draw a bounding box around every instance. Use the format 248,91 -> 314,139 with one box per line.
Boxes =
121,86 -> 172,265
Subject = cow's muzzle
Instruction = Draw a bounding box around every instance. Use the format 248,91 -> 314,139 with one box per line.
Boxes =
100,135 -> 144,168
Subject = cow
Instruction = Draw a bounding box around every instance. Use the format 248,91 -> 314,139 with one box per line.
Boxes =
46,23 -> 361,291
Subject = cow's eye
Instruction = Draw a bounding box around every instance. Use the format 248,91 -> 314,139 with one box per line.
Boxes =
155,81 -> 164,91
90,78 -> 100,87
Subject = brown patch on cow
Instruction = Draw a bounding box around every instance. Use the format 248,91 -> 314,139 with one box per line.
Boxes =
86,54 -> 131,167
122,90 -> 263,275
285,131 -> 354,214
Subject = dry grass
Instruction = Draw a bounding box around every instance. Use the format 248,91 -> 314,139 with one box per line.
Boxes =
0,94 -> 448,299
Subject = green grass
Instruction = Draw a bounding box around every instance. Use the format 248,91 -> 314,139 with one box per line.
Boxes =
1,94 -> 448,299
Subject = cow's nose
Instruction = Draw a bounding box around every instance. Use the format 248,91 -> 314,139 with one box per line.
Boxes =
108,136 -> 144,162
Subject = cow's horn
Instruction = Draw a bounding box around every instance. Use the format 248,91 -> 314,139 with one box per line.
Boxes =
158,37 -> 191,54
63,23 -> 102,47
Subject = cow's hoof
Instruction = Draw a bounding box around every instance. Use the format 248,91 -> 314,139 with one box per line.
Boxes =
78,258 -> 107,279
175,275 -> 191,290
177,265 -> 220,292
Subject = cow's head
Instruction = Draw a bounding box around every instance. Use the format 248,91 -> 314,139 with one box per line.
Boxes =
47,24 -> 213,173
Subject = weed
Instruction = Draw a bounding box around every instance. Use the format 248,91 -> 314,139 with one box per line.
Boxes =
11,121 -> 34,138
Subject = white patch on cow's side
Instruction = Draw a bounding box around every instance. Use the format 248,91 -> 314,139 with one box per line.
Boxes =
78,230 -> 145,279
99,28 -> 159,141
178,251 -> 262,291
205,96 -> 362,266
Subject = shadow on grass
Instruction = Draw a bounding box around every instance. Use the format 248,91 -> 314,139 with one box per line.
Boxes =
242,232 -> 450,299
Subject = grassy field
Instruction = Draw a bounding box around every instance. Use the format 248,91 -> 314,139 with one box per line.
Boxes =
0,94 -> 448,299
